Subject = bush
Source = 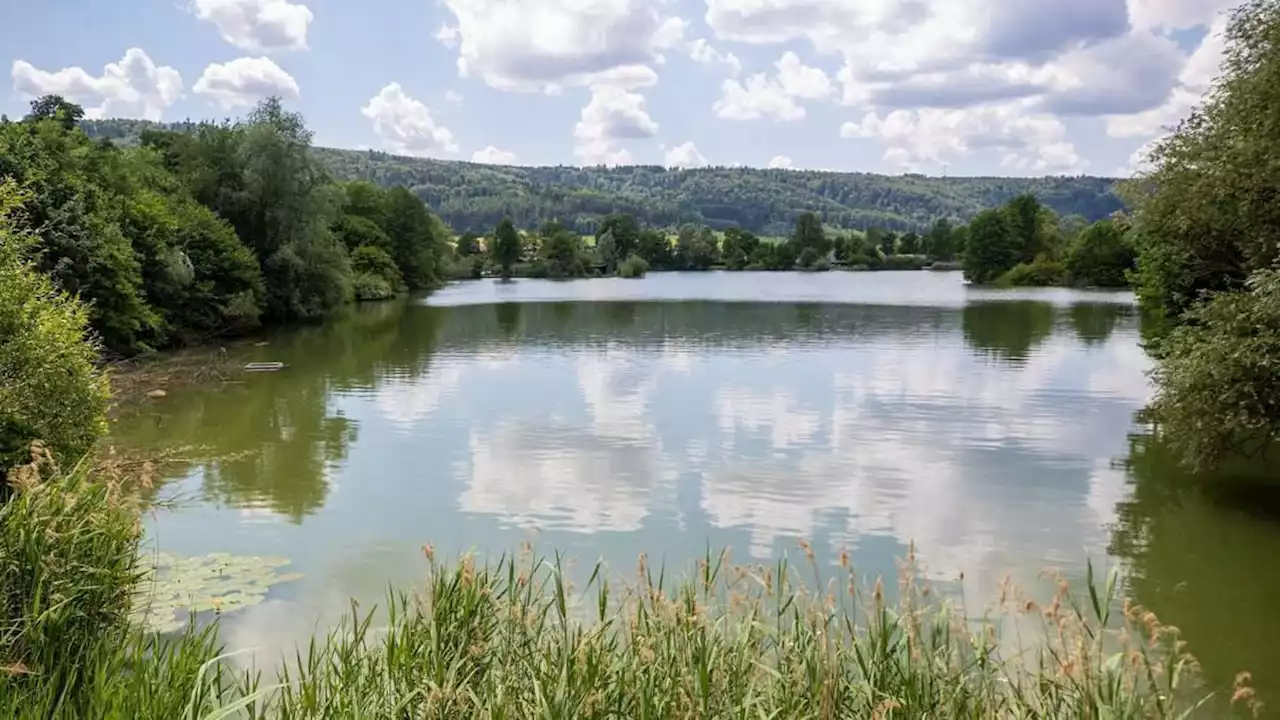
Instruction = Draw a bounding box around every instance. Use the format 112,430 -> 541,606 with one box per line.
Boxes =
1150,268 -> 1280,470
1064,220 -> 1134,288
618,254 -> 649,278
880,254 -> 929,271
350,245 -> 403,293
0,182 -> 108,474
352,272 -> 395,301
999,260 -> 1067,287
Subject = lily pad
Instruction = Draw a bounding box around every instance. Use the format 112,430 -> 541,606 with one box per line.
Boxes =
131,551 -> 304,633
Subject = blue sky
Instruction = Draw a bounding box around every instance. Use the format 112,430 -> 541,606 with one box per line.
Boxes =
0,0 -> 1237,176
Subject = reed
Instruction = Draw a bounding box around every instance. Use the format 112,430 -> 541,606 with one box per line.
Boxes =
1,458 -> 1259,718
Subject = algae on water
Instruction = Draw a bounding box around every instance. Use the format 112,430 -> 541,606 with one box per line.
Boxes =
131,551 -> 304,634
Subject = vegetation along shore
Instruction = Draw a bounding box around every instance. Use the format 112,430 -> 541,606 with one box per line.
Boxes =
3,0 -> 1280,716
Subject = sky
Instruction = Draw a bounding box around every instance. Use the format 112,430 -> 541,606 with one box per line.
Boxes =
0,0 -> 1240,176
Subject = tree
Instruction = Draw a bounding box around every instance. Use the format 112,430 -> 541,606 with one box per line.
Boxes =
596,230 -> 618,273
1004,194 -> 1047,263
455,232 -> 481,257
350,245 -> 401,301
879,230 -> 898,256
382,186 -> 444,289
24,95 -> 84,131
675,224 -> 718,270
899,232 -> 921,255
0,105 -> 159,354
927,218 -> 956,261
1064,219 -> 1135,287
0,181 -> 108,476
963,209 -> 1020,284
597,213 -> 641,261
539,222 -> 588,279
636,229 -> 673,269
1149,269 -> 1280,471
721,227 -> 759,270
493,218 -> 522,279
1126,0 -> 1280,470
1125,0 -> 1280,323
791,212 -> 828,255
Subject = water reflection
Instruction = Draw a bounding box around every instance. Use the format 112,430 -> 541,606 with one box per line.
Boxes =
1110,434 -> 1280,710
112,275 -> 1165,672
962,301 -> 1055,366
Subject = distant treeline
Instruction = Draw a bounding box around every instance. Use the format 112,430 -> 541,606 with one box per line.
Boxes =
80,118 -> 1124,237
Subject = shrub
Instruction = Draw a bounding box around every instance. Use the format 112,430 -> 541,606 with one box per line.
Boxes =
352,272 -> 395,301
999,259 -> 1067,287
1064,220 -> 1135,288
618,254 -> 649,278
1150,267 -> 1280,470
350,245 -> 403,293
0,181 -> 108,474
880,254 -> 929,271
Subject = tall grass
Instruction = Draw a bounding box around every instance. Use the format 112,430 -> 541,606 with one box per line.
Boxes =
1,455 -> 1260,717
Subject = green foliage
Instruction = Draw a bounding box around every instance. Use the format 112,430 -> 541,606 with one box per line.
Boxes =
263,232 -> 354,320
122,187 -> 264,342
880,254 -> 930,271
1149,268 -> 1280,470
538,223 -> 590,279
1003,193 -> 1049,262
455,232 -> 481,257
999,259 -> 1068,287
790,212 -> 828,255
635,228 -> 674,269
380,186 -> 446,289
1064,219 -> 1135,287
596,230 -> 618,273
963,209 -> 1021,284
674,224 -> 719,270
618,254 -> 649,278
492,218 -> 522,279
1,464 -> 140,703
597,213 -> 640,259
81,119 -> 1129,236
1125,0 -> 1280,323
899,231 -> 921,255
721,227 -> 759,270
350,245 -> 403,301
0,111 -> 159,354
927,218 -> 957,261
0,183 -> 108,472
1,96 -> 460,350
333,213 -> 391,252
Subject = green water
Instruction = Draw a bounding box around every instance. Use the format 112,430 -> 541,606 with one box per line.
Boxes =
114,271 -> 1280,706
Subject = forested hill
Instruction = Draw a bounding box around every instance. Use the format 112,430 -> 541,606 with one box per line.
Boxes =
81,118 -> 1123,236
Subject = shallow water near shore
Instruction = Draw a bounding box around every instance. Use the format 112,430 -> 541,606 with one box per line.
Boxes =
111,271 -> 1280,710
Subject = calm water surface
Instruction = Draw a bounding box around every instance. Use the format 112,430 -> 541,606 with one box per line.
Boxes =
114,271 -> 1280,707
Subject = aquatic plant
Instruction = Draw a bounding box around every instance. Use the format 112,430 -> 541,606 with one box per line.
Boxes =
132,552 -> 304,634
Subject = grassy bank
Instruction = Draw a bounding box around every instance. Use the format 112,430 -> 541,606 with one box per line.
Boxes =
3,463 -> 1260,718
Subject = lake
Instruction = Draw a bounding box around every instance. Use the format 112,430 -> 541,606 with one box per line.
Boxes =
114,271 -> 1280,708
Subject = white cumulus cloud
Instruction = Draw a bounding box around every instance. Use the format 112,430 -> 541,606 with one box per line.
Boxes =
687,38 -> 742,75
11,48 -> 182,121
714,51 -> 832,121
361,83 -> 459,157
768,155 -> 794,169
437,0 -> 683,93
664,141 -> 708,168
842,101 -> 1086,174
191,0 -> 313,53
193,57 -> 299,109
472,145 -> 517,164
574,85 -> 658,165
